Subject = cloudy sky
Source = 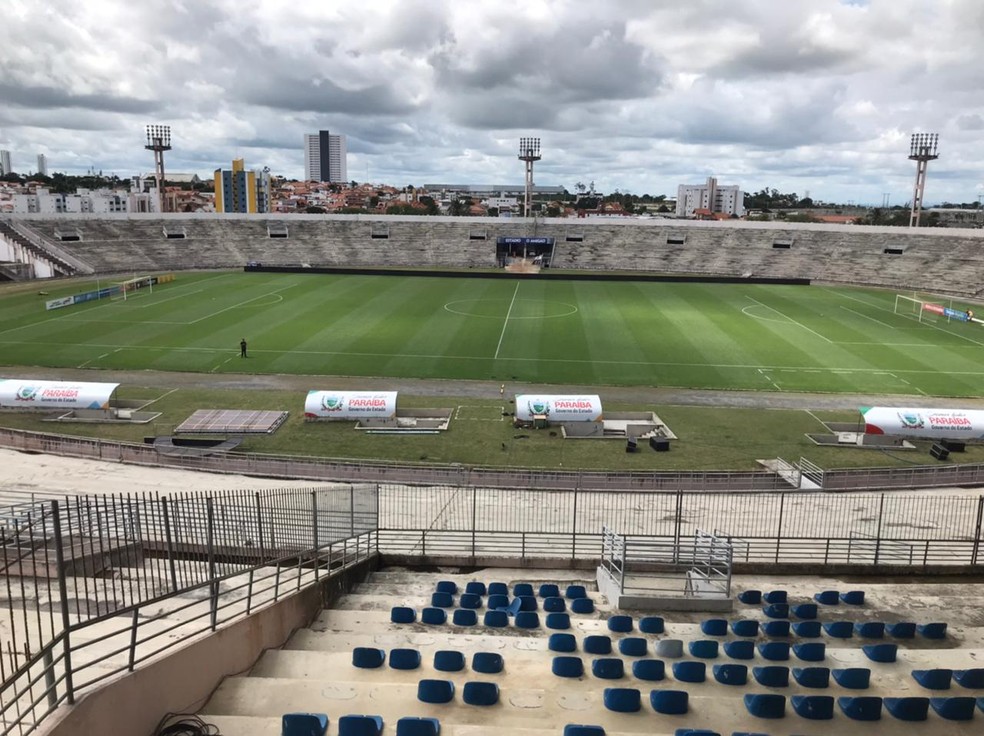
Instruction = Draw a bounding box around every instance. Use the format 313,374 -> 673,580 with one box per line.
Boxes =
1,0 -> 982,205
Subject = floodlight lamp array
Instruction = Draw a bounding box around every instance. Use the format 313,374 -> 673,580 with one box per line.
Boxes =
518,137 -> 541,160
145,124 -> 172,149
909,132 -> 939,158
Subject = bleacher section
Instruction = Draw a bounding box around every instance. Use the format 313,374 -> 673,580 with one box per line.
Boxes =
198,569 -> 984,735
9,215 -> 984,295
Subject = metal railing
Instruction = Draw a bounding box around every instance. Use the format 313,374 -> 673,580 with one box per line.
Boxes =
0,485 -> 378,736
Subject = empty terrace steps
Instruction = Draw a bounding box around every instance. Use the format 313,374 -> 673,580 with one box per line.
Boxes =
196,570 -> 984,736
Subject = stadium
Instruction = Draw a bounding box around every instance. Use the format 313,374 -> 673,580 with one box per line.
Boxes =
2,213 -> 984,736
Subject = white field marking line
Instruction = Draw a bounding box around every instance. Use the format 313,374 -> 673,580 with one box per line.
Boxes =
826,287 -> 960,332
142,388 -> 179,407
839,305 -> 896,329
804,410 -> 831,430
134,288 -> 204,308
210,356 -> 235,373
8,339 -> 984,377
494,282 -> 520,360
757,368 -> 782,392
56,319 -> 188,326
744,295 -> 833,343
188,283 -> 300,324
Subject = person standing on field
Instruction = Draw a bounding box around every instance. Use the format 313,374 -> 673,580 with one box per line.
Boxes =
240,338 -> 248,358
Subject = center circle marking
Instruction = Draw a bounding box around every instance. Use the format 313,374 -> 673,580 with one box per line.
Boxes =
443,298 -> 578,319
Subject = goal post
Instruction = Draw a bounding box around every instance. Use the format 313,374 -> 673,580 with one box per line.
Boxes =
893,293 -> 951,323
111,275 -> 156,301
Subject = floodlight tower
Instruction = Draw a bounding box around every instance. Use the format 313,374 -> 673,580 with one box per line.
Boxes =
145,124 -> 172,213
518,137 -> 541,219
908,132 -> 938,227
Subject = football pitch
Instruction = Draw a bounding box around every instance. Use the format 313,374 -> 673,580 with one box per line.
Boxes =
1,271 -> 983,397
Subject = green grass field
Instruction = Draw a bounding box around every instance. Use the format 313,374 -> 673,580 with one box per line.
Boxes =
1,271 -> 983,396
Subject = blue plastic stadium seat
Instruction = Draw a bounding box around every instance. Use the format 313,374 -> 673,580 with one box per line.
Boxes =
472,652 -> 504,674
753,665 -> 789,688
549,633 -> 577,652
862,643 -> 897,663
584,635 -> 613,655
390,606 -> 416,624
352,647 -> 385,669
792,621 -> 821,638
462,681 -> 499,706
552,656 -> 585,678
737,589 -> 762,605
486,594 -> 509,610
793,642 -> 826,662
883,697 -> 929,721
701,618 -> 728,637
417,679 -> 455,704
571,597 -> 594,614
518,595 -> 538,611
282,713 -> 328,736
763,590 -> 787,604
513,583 -> 534,597
514,611 -> 540,629
713,663 -> 748,686
689,640 -> 720,659
603,687 -> 641,713
546,612 -> 571,630
822,621 -> 853,638
854,622 -> 885,639
543,596 -> 566,612
607,615 -> 633,633
651,689 -> 688,715
483,610 -> 508,628
731,619 -> 759,638
452,609 -> 477,627
465,581 -> 486,596
632,659 -> 665,681
757,642 -> 790,661
792,603 -> 818,620
814,590 -> 840,605
761,620 -> 790,637
952,668 -> 984,688
743,693 -> 786,719
458,593 -> 482,610
563,726 -> 605,736
389,648 -> 422,670
539,583 -> 560,598
675,731 -> 720,736
792,666 -> 830,688
832,668 -> 870,690
638,616 -> 665,634
436,580 -> 457,594
912,668 -> 952,690
421,607 -> 447,625
723,640 -> 755,660
488,582 -> 508,596
791,695 -> 834,720
338,714 -> 383,736
838,696 -> 882,721
918,622 -> 948,640
655,639 -> 684,658
886,621 -> 916,639
618,637 -> 647,657
840,590 -> 865,605
501,597 -> 523,616
592,658 -> 625,679
929,696 -> 977,721
566,584 -> 588,599
672,661 -> 706,683
433,650 -> 465,672
763,603 -> 789,619
395,716 -> 440,736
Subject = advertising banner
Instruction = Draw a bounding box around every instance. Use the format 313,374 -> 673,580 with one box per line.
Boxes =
304,391 -> 398,419
0,379 -> 119,410
861,406 -> 984,441
44,296 -> 75,311
514,394 -> 603,422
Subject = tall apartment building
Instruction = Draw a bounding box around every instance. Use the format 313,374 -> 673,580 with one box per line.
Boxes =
0,150 -> 11,176
303,131 -> 347,183
36,154 -> 48,177
676,176 -> 744,218
214,158 -> 271,213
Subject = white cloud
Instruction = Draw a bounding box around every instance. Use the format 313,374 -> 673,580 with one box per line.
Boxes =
0,0 -> 980,205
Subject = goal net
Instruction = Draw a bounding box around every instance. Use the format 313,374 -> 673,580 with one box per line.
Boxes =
892,293 -> 976,324
111,275 -> 155,301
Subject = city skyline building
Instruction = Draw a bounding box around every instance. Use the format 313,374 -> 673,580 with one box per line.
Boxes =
303,131 -> 347,183
676,176 -> 744,218
0,150 -> 11,176
214,158 -> 271,213
36,154 -> 48,177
